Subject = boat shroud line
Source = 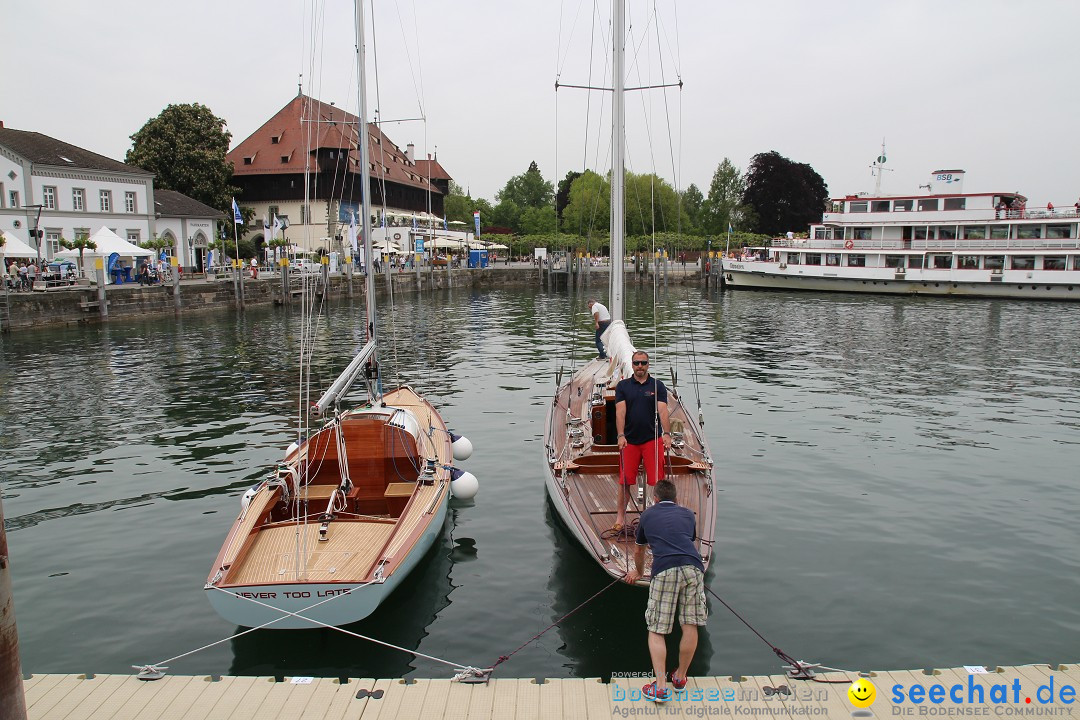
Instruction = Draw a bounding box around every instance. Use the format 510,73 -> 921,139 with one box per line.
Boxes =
136,581 -> 487,681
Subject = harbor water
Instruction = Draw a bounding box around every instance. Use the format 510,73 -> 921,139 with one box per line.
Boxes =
1,284 -> 1078,680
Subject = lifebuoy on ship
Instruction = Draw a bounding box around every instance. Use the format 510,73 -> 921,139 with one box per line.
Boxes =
394,232 -> 402,240
844,240 -> 854,249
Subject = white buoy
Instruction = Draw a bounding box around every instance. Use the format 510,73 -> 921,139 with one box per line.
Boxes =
241,482 -> 261,512
450,468 -> 479,500
286,441 -> 300,458
450,433 -> 473,461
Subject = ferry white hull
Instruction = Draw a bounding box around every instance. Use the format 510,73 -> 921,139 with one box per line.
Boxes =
725,263 -> 1080,300
206,494 -> 448,629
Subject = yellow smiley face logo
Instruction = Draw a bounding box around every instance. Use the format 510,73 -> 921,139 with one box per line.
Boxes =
848,678 -> 877,708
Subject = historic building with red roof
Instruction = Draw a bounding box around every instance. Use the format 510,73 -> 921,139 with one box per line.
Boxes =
227,93 -> 451,255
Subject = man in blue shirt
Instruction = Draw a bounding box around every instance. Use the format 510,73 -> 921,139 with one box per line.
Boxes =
614,350 -> 671,530
626,479 -> 706,702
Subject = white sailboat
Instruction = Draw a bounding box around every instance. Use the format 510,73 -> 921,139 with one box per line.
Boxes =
543,0 -> 716,585
205,0 -> 475,629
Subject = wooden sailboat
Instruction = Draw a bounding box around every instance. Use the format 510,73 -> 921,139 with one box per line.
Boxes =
205,1 -> 475,629
543,0 -> 716,586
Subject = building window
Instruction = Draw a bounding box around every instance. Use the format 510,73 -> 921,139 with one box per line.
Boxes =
271,135 -> 281,144
1046,225 -> 1070,240
1017,226 -> 1041,239
849,201 -> 868,213
280,155 -> 289,163
74,227 -> 90,242
853,227 -> 872,240
847,254 -> 866,267
932,255 -> 953,269
885,255 -> 906,268
963,226 -> 985,240
243,157 -> 253,165
1010,256 -> 1035,270
937,226 -> 957,240
127,231 -> 140,243
268,205 -> 279,220
9,190 -> 19,208
825,253 -> 840,266
100,190 -> 112,212
300,204 -> 307,224
908,256 -> 925,269
984,256 -> 1004,270
990,226 -> 1010,240
1043,256 -> 1066,270
125,192 -> 136,213
73,188 -> 85,211
46,231 -> 61,256
943,198 -> 966,210
805,253 -> 821,265
918,199 -> 939,211
43,186 -> 57,210
893,199 -> 913,211
787,253 -> 800,265
957,255 -> 980,269
871,201 -> 890,212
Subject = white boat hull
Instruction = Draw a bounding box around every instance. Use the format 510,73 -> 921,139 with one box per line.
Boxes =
206,493 -> 448,629
725,263 -> 1080,300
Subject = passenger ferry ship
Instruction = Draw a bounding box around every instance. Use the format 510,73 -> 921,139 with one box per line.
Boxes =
724,170 -> 1080,299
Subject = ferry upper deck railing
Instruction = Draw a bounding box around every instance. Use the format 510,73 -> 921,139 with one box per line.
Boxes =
770,238 -> 1080,251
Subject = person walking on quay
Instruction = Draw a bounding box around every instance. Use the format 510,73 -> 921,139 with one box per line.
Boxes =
587,298 -> 611,360
625,479 -> 707,702
614,350 -> 671,531
26,261 -> 37,289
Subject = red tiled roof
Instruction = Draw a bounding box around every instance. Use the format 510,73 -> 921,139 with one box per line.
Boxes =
415,158 -> 451,181
226,95 -> 440,193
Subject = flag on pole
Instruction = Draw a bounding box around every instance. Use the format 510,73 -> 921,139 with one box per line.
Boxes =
443,215 -> 448,230
232,198 -> 243,225
207,249 -> 214,269
273,215 -> 284,239
473,210 -> 481,236
728,223 -> 733,233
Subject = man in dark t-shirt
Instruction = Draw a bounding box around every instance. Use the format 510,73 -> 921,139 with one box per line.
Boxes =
626,479 -> 706,702
614,350 -> 671,530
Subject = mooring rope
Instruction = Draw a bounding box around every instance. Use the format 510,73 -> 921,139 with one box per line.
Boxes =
489,575 -> 623,674
137,581 -> 487,682
703,584 -> 859,683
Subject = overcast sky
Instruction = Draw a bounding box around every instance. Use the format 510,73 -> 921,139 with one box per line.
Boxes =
7,1 -> 1079,212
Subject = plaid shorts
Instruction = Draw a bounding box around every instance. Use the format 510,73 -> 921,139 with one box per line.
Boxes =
645,565 -> 707,634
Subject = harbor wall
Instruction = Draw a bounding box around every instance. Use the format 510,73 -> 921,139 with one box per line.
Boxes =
0,266 -> 709,332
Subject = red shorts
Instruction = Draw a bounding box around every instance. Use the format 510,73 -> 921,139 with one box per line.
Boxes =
620,438 -> 665,486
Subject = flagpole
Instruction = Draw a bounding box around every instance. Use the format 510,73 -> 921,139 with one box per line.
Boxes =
232,198 -> 245,309
725,223 -> 732,257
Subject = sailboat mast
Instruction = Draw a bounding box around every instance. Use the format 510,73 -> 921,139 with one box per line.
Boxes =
355,0 -> 377,356
609,0 -> 625,322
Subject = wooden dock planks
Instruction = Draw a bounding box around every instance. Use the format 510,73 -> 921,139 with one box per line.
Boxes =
24,664 -> 1080,719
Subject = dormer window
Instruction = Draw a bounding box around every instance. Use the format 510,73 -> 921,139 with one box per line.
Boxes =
271,135 -> 281,145
243,157 -> 254,165
281,155 -> 289,163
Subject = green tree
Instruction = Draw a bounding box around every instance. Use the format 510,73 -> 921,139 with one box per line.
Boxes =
561,170 -> 610,235
497,161 -> 554,209
59,233 -> 97,278
519,206 -> 557,235
126,103 -> 238,211
742,151 -> 828,236
624,172 -> 687,236
555,170 -> 582,219
702,158 -> 746,235
681,183 -> 705,234
490,199 -> 522,231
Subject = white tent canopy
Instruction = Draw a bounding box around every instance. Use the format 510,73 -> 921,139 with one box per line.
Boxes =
0,231 -> 38,257
55,227 -> 153,259
424,238 -> 467,250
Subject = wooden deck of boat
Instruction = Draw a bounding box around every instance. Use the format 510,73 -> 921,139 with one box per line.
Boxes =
24,664 -> 1080,719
